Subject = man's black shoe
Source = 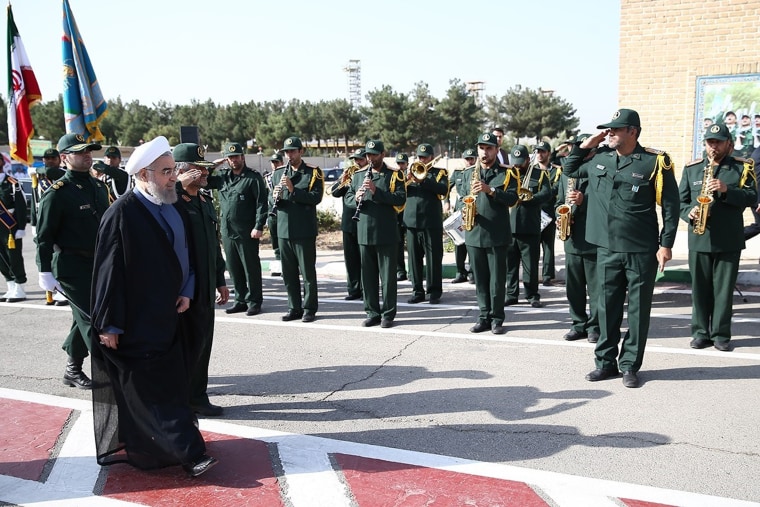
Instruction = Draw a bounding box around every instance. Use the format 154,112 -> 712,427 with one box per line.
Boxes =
504,299 -> 518,306
564,330 -> 587,341
281,310 -> 304,321
344,293 -> 362,301
622,371 -> 640,388
63,357 -> 93,390
429,296 -> 441,304
467,272 -> 474,283
587,332 -> 600,343
302,313 -> 316,323
191,403 -> 223,417
690,337 -> 712,349
491,324 -> 507,335
542,278 -> 553,286
451,273 -> 468,284
407,294 -> 426,304
225,302 -> 247,314
714,340 -> 732,352
397,273 -> 407,281
530,300 -> 544,308
362,316 -> 381,327
183,455 -> 218,478
380,318 -> 393,328
54,299 -> 69,306
246,304 -> 261,316
585,368 -> 620,382
469,321 -> 491,333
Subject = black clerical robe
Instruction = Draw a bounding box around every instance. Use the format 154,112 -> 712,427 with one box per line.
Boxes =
90,190 -> 205,470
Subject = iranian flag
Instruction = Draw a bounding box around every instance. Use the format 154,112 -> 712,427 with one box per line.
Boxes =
6,5 -> 41,165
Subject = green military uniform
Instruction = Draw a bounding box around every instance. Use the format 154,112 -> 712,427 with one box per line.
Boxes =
556,169 -> 600,341
30,164 -> 66,226
207,143 -> 268,312
539,157 -> 562,284
449,150 -> 472,280
330,149 -> 365,300
36,165 -> 110,361
0,174 -> 28,298
507,145 -> 553,306
462,133 -> 519,330
347,140 -> 407,324
92,161 -> 130,201
266,152 -> 284,265
274,137 -> 324,319
403,143 -> 448,303
678,124 -> 758,348
563,109 -> 680,376
394,153 -> 409,281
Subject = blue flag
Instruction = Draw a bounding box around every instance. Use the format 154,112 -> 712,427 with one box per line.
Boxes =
62,0 -> 107,141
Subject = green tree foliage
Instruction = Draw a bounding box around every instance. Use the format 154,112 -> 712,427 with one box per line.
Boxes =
485,85 -> 578,142
438,79 -> 484,156
29,94 -> 65,142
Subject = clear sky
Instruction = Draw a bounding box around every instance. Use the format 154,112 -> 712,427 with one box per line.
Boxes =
5,0 -> 620,134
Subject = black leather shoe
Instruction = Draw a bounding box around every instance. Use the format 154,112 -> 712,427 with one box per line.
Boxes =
380,318 -> 393,328
542,278 -> 553,286
54,299 -> 69,306
302,313 -> 316,323
622,371 -> 639,388
530,300 -> 544,308
191,403 -> 223,417
344,293 -> 362,301
246,304 -> 261,316
451,274 -> 468,284
183,455 -> 218,478
714,340 -> 732,352
469,321 -> 491,333
362,316 -> 381,327
467,273 -> 474,283
407,294 -> 426,304
63,357 -> 93,390
564,330 -> 587,341
690,337 -> 712,349
429,296 -> 441,304
281,310 -> 304,321
491,324 -> 507,335
587,332 -> 600,343
397,273 -> 407,281
225,302 -> 247,314
504,299 -> 518,306
585,368 -> 620,382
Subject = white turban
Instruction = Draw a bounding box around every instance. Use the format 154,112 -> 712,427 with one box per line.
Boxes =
125,136 -> 172,176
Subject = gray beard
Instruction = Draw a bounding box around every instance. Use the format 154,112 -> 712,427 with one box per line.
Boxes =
146,179 -> 177,204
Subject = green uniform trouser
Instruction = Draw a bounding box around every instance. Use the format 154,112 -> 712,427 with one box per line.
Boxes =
182,296 -> 215,407
468,244 -> 507,326
541,222 -> 556,280
55,253 -> 94,359
454,243 -> 468,276
267,215 -> 280,260
689,249 -> 741,343
223,235 -> 263,306
279,237 -> 318,314
359,243 -> 398,320
565,250 -> 600,334
0,237 -> 27,284
396,217 -> 407,277
343,230 -> 362,298
406,227 -> 443,299
595,247 -> 658,373
506,233 -> 541,302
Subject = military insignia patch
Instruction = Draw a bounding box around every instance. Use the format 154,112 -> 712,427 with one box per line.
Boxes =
612,110 -> 621,120
709,124 -> 721,134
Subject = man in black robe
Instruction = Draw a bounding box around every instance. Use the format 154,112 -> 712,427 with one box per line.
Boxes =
90,136 -> 217,477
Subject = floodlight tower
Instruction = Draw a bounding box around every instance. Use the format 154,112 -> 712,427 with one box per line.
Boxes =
466,80 -> 486,106
344,59 -> 361,108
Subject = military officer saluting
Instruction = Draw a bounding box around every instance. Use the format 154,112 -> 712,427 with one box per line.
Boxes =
274,136 -> 324,322
463,133 -> 519,334
35,133 -> 110,389
91,146 -> 131,200
563,108 -> 680,388
347,140 -> 407,328
679,123 -> 757,352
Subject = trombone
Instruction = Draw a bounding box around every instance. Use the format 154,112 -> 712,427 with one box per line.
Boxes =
408,154 -> 443,182
515,149 -> 539,202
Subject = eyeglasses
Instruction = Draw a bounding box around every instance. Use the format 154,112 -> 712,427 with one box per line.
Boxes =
146,167 -> 180,177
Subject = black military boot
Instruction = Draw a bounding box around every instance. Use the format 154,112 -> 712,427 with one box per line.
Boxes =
63,356 -> 93,389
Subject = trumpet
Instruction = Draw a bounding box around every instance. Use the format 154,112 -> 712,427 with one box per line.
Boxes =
692,160 -> 715,235
352,168 -> 373,222
408,154 -> 443,182
556,178 -> 576,241
268,163 -> 291,217
326,162 -> 359,196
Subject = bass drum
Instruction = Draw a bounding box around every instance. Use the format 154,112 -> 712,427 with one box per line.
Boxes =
443,210 -> 466,246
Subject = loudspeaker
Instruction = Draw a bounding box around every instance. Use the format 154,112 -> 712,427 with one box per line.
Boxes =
179,126 -> 199,145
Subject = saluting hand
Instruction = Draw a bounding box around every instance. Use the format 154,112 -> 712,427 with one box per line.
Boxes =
581,130 -> 609,150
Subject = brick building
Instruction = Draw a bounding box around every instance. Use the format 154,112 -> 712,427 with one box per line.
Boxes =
619,0 -> 760,171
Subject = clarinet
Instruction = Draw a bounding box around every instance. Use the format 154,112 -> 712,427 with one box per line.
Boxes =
352,169 -> 373,222
268,164 -> 290,217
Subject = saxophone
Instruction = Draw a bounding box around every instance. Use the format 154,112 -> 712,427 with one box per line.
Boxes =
692,160 -> 715,235
461,160 -> 479,231
556,178 -> 576,241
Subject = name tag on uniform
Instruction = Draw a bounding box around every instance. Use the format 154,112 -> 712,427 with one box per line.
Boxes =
239,195 -> 245,201
596,164 -> 605,170
632,173 -> 644,179
79,204 -> 91,210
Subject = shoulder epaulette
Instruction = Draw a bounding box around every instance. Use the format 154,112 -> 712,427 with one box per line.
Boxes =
51,181 -> 65,190
498,163 -> 516,170
181,194 -> 192,202
551,163 -> 562,170
355,167 -> 370,173
735,157 -> 752,164
687,158 -> 704,165
644,147 -> 665,155
7,176 -> 17,185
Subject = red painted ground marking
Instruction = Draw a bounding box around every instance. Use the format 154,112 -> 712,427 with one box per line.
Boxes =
621,500 -> 676,507
100,431 -> 283,506
0,398 -> 72,481
335,453 -> 550,507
